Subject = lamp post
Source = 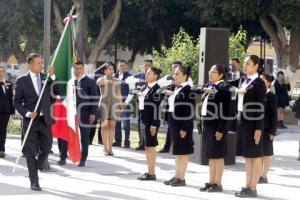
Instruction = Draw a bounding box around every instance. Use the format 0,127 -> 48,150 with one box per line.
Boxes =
43,0 -> 51,70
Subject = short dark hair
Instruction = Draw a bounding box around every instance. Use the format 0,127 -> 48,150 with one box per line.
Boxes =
231,57 -> 240,64
177,66 -> 192,81
150,67 -> 162,76
248,55 -> 264,74
214,64 -> 228,80
119,60 -> 128,65
104,62 -> 116,71
75,60 -> 84,67
144,59 -> 153,64
277,71 -> 284,76
172,61 -> 183,67
27,53 -> 42,64
262,73 -> 274,85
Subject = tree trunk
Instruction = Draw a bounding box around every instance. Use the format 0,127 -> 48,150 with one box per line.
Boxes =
24,32 -> 35,57
87,0 -> 122,64
259,15 -> 290,69
10,30 -> 26,63
74,0 -> 86,62
289,28 -> 300,72
129,48 -> 138,68
53,0 -> 64,35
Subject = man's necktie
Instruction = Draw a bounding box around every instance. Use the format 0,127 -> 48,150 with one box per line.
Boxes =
36,74 -> 42,94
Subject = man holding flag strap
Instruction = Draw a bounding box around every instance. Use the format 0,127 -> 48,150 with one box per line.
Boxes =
14,53 -> 60,191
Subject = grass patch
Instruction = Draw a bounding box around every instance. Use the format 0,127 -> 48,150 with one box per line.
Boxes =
93,124 -> 167,150
8,119 -> 167,150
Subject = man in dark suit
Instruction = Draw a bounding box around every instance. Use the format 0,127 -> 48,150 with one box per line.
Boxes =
133,59 -> 152,150
0,65 -> 15,158
57,61 -> 97,167
227,58 -> 245,81
226,57 -> 245,133
113,60 -> 131,148
14,53 -> 59,191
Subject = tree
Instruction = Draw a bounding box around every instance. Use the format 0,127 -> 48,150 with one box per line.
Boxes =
184,0 -> 300,71
0,0 -> 44,62
153,28 -> 248,83
229,27 -> 247,64
153,28 -> 200,83
112,0 -> 203,63
53,0 -> 122,64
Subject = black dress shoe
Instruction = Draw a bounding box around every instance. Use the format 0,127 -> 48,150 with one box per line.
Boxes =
207,184 -> 223,192
258,176 -> 268,184
164,177 -> 177,185
171,178 -> 186,186
158,148 -> 170,153
112,142 -> 121,147
30,183 -> 42,191
57,159 -> 66,165
137,173 -> 156,181
123,141 -> 130,148
199,183 -> 212,191
78,161 -> 85,167
235,187 -> 257,197
235,187 -> 247,197
0,151 -> 5,158
135,146 -> 145,151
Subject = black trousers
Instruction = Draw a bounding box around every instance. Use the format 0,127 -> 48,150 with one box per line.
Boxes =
58,139 -> 68,160
0,112 -> 10,152
89,121 -> 102,144
23,117 -> 52,184
162,126 -> 171,149
58,125 -> 90,162
137,111 -> 145,147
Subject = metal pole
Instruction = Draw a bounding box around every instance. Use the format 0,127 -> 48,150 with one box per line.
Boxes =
263,39 -> 266,62
114,43 -> 117,66
260,36 -> 263,58
80,0 -> 84,61
43,0 -> 51,70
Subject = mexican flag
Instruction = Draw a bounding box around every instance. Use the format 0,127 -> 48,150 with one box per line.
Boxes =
50,15 -> 81,163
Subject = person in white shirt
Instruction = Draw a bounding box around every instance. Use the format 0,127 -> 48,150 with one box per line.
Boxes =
230,55 -> 266,198
137,67 -> 164,181
163,66 -> 195,187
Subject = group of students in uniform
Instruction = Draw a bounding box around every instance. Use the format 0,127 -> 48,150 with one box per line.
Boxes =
198,55 -> 277,198
0,53 -> 278,197
125,54 -> 277,198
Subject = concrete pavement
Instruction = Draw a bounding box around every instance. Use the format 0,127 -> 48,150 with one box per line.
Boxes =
0,126 -> 300,200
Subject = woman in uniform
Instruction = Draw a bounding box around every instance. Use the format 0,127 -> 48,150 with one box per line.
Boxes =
163,66 -> 195,187
233,55 -> 266,198
199,64 -> 231,192
259,74 -> 277,184
137,67 -> 164,181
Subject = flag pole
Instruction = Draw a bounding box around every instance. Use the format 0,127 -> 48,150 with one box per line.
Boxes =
13,5 -> 76,172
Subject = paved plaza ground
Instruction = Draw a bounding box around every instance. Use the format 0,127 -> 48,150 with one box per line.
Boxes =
0,126 -> 300,200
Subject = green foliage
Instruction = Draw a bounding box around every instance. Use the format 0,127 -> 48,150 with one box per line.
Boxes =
153,28 -> 200,83
153,27 -> 248,83
229,27 -> 247,64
